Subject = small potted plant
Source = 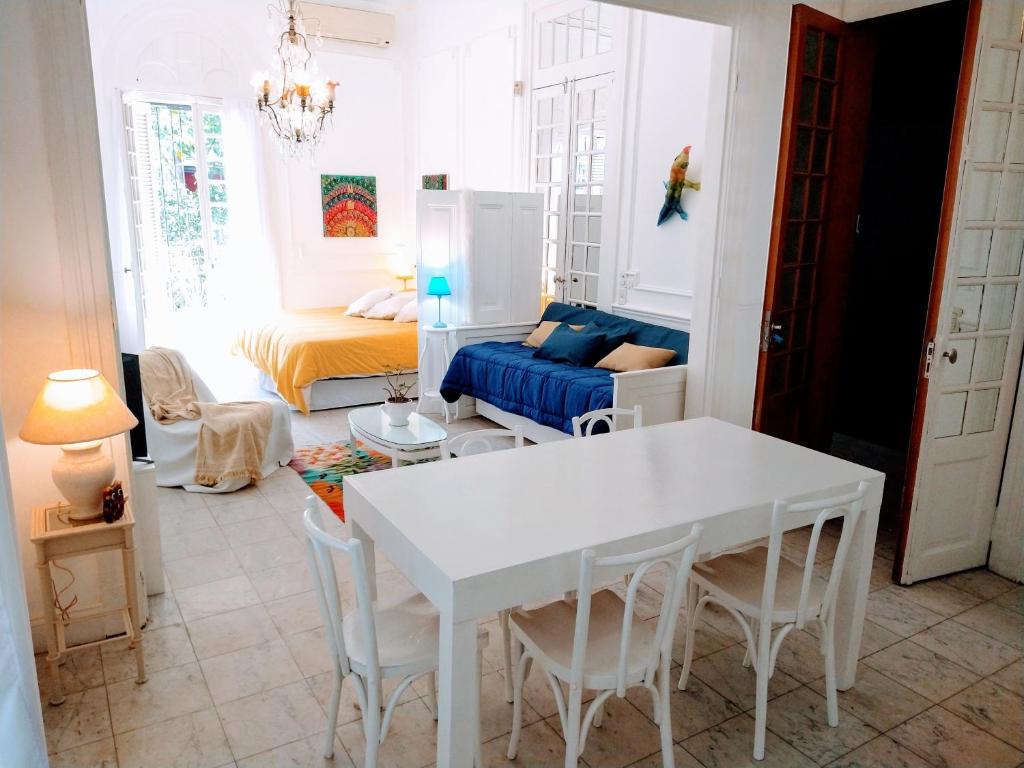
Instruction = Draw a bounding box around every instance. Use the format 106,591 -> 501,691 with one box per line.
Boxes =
381,367 -> 417,426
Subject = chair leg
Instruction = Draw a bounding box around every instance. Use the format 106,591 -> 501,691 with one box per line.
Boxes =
823,617 -> 839,727
659,657 -> 675,768
364,675 -> 382,768
323,665 -> 343,758
752,621 -> 771,761
564,685 -> 584,768
677,581 -> 699,691
743,619 -> 758,669
507,651 -> 531,760
593,700 -> 604,728
500,610 -> 514,703
427,671 -> 438,721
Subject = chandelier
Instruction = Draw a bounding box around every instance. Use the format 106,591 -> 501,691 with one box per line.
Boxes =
255,0 -> 337,159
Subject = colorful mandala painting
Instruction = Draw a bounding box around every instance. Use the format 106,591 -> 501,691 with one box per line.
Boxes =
422,173 -> 448,190
322,175 -> 377,237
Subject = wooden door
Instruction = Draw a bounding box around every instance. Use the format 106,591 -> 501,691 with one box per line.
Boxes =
900,2 -> 1024,582
753,6 -> 867,445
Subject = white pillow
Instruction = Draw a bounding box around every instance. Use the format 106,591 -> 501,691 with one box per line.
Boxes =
363,292 -> 416,320
344,288 -> 393,316
393,299 -> 418,323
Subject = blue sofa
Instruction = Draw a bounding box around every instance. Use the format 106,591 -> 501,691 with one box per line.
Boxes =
439,303 -> 689,436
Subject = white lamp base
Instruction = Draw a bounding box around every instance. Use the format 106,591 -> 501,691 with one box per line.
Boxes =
52,441 -> 114,521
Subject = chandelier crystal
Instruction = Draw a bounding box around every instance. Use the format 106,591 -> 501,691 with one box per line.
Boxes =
255,0 -> 337,160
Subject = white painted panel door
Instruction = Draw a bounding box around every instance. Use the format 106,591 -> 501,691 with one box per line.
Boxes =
511,192 -> 545,321
904,16 -> 1024,582
469,192 -> 513,325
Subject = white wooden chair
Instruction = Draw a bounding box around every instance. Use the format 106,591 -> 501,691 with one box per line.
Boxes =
571,405 -> 643,437
677,481 -> 869,761
302,496 -> 487,767
506,524 -> 704,768
439,425 -> 524,703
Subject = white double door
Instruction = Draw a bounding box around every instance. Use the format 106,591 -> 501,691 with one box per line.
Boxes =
905,10 -> 1024,582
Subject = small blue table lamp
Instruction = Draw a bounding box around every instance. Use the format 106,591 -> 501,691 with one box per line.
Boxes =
426,276 -> 451,328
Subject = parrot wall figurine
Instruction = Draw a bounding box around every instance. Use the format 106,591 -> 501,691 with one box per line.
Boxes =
657,145 -> 701,225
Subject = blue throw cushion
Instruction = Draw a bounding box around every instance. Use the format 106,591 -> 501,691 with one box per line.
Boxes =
540,302 -> 690,364
534,324 -> 609,367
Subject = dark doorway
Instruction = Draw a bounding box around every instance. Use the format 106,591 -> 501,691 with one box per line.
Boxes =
829,0 -> 969,527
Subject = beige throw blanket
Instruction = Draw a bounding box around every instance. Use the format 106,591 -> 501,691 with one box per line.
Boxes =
140,347 -> 273,487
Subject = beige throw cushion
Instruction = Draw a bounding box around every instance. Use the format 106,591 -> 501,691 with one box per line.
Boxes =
595,343 -> 676,372
523,321 -> 586,348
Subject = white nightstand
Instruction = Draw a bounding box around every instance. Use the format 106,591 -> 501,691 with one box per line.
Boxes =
417,324 -> 458,422
31,501 -> 146,705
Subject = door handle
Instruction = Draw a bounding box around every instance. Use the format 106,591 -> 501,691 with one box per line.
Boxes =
943,348 -> 958,364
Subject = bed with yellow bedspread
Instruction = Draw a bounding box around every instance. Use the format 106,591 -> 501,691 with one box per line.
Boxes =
235,308 -> 418,414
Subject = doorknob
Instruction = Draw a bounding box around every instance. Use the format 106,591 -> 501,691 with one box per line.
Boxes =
943,348 -> 958,364
123,266 -> 132,274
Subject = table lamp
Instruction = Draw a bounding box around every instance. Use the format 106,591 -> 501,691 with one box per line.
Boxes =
426,275 -> 451,328
20,369 -> 139,522
388,250 -> 416,291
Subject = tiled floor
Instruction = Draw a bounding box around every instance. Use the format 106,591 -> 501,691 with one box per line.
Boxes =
40,407 -> 1024,767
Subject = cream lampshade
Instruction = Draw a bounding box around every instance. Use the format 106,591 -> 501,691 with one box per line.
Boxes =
20,369 -> 138,522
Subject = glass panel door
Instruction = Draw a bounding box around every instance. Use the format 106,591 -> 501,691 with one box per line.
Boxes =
531,83 -> 570,306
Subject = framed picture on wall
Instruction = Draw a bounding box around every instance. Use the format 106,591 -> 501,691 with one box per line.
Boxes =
322,175 -> 377,237
422,173 -> 448,190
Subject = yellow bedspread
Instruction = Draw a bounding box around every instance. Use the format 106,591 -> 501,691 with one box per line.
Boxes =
235,308 -> 418,414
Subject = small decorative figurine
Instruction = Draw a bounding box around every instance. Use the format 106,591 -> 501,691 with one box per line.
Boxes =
657,145 -> 701,225
102,481 -> 126,524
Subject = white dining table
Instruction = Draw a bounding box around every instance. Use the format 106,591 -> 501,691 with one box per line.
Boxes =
345,417 -> 885,767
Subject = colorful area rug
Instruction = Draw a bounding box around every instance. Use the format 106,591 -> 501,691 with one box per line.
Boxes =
288,443 -> 392,522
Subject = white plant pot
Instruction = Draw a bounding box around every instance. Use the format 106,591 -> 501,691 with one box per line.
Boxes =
383,399 -> 415,427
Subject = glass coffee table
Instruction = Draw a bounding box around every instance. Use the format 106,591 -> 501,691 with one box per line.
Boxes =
348,405 -> 448,467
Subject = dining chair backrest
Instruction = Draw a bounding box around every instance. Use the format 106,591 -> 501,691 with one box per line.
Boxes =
302,496 -> 381,681
571,405 -> 643,437
571,524 -> 703,696
439,425 -> 524,459
760,481 -> 869,629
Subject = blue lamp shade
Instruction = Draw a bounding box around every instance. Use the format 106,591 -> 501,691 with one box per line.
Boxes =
426,276 -> 451,327
426,276 -> 451,296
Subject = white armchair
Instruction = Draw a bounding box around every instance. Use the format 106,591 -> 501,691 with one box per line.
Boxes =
141,357 -> 293,493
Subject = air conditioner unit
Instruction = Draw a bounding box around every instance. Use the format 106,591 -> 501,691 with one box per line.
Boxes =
302,3 -> 395,48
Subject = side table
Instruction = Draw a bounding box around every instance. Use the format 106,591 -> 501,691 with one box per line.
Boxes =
30,501 -> 146,705
417,324 -> 458,422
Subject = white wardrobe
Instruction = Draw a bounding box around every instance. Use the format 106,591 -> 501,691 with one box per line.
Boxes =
415,189 -> 544,329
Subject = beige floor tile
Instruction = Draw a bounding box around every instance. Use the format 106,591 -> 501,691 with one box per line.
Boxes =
145,592 -> 184,630
855,618 -> 903,658
160,505 -> 218,539
888,706 -> 1024,768
49,735 -> 117,768
954,602 -> 1024,651
666,613 -> 739,665
865,587 -> 945,637
306,669 -> 420,725
157,487 -> 210,512
186,604 -> 281,660
42,685 -> 111,754
868,555 -> 896,592
36,647 -> 104,700
824,734 -> 932,768
990,658 -> 1024,697
942,569 -> 1017,601
896,580 -> 982,618
264,590 -> 325,636
763,686 -> 878,765
176,574 -> 262,623
222,515 -> 293,548
481,720 -> 569,767
102,624 -> 196,684
554,695 -> 661,768
165,549 -> 245,591
627,669 -> 741,741
249,559 -> 314,602
114,708 -> 232,768
627,744 -> 705,767
203,484 -> 266,508
689,644 -> 802,711
200,638 -> 303,705
477,670 -> 542,742
233,537 -> 306,574
337,698 -> 438,768
694,601 -> 749,643
162,526 -> 231,563
107,661 -> 213,735
217,680 -> 327,760
994,586 -> 1024,616
942,679 -> 1024,751
212,497 -> 281,527
283,625 -> 334,678
682,712 -> 817,768
772,628 -> 827,684
237,731 -> 354,768
807,666 -> 930,731
910,619 -> 1021,677
862,639 -> 979,703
